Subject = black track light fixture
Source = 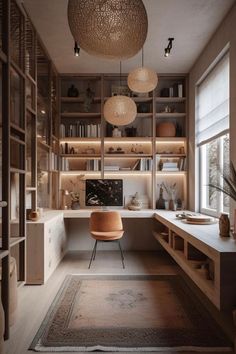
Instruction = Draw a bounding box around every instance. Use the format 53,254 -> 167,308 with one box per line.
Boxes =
74,41 -> 80,56
164,38 -> 174,57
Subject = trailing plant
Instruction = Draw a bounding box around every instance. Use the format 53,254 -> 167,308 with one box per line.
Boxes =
208,161 -> 236,202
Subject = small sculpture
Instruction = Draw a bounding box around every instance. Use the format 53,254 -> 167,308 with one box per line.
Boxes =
128,192 -> 142,211
83,85 -> 95,112
219,213 -> 230,237
67,84 -> 79,97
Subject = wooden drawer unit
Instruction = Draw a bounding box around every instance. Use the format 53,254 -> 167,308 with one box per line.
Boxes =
26,213 -> 67,284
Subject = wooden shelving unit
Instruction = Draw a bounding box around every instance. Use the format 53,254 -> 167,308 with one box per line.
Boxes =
58,73 -> 188,210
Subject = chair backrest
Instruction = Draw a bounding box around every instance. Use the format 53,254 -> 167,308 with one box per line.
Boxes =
90,211 -> 123,232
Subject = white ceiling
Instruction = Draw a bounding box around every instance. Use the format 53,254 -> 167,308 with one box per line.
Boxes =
22,0 -> 235,74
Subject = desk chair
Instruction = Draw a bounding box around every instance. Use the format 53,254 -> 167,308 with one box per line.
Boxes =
88,211 -> 125,269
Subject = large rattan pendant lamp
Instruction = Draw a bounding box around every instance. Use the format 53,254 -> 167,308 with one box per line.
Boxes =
104,62 -> 137,126
128,48 -> 158,93
67,0 -> 148,60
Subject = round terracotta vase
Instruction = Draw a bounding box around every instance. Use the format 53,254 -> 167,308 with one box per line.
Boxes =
156,122 -> 176,137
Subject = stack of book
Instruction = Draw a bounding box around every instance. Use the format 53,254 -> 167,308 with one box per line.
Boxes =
162,161 -> 179,172
104,165 -> 119,171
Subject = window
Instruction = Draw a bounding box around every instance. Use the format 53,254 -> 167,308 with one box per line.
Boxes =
196,53 -> 229,217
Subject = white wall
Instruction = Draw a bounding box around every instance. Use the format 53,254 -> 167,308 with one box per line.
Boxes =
66,218 -> 160,251
188,2 -> 236,219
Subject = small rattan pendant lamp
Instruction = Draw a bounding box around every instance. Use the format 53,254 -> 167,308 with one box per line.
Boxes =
104,62 -> 137,126
128,48 -> 158,93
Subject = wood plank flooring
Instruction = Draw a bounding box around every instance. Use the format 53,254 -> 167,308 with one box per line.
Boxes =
4,251 -> 234,354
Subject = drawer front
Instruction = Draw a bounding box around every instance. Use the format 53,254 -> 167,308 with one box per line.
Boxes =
44,217 -> 66,280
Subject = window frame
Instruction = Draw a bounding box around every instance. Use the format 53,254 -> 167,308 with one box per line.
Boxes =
199,135 -> 227,217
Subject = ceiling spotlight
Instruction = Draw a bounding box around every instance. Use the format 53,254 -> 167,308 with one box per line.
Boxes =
164,38 -> 174,57
74,41 -> 80,57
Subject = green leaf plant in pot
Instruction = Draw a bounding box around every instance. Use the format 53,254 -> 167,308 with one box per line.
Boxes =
208,161 -> 236,237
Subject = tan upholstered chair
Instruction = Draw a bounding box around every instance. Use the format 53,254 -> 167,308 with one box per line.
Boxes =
89,211 -> 125,269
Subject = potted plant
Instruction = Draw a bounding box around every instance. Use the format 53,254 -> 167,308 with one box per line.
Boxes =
161,182 -> 177,210
70,191 -> 80,210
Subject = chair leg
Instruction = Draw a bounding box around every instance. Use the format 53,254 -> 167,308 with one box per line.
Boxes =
88,240 -> 97,269
93,240 -> 98,260
118,240 -> 125,269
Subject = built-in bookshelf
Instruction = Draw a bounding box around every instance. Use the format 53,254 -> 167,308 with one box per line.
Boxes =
59,74 -> 188,210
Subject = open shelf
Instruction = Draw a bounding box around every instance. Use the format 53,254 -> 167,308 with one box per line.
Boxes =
153,211 -> 236,310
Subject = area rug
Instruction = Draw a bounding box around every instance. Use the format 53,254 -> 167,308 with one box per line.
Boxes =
30,275 -> 232,352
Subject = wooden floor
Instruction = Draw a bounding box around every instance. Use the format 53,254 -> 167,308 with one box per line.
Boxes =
4,251 -> 234,354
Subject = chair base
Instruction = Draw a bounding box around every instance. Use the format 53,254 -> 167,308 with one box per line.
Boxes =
88,240 -> 125,269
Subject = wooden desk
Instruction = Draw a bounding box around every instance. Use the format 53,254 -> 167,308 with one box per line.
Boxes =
26,209 -> 155,284
153,210 -> 236,310
63,209 -> 155,218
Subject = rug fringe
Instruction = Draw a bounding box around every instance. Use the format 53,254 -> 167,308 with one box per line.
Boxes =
33,344 -> 232,352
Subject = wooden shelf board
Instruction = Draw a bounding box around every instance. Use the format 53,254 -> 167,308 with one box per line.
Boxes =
26,187 -> 37,191
61,154 -> 101,158
104,137 -> 153,142
156,113 -> 186,118
0,237 -> 26,248
9,237 -> 26,248
155,153 -> 186,157
37,139 -> 51,150
60,137 -> 101,142
0,250 -> 9,260
60,170 -> 101,174
104,170 -> 151,174
26,106 -> 37,115
104,154 -> 152,158
10,167 -> 26,174
61,113 -> 101,118
132,97 -> 153,103
104,96 -> 152,103
155,97 -> 186,103
156,171 -> 186,175
10,123 -> 25,134
61,97 -> 101,103
137,113 -> 153,118
156,137 -> 187,142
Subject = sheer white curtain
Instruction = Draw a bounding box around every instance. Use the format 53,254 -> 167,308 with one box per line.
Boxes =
196,53 -> 229,147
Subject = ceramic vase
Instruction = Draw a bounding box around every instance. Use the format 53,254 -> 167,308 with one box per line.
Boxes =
219,213 -> 230,237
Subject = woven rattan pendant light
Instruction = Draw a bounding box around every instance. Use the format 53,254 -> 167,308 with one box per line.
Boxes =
67,0 -> 148,60
104,95 -> 137,126
104,62 -> 137,126
128,48 -> 158,93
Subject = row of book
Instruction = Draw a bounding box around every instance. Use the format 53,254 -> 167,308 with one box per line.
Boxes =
60,157 -> 186,172
51,152 -> 59,171
132,158 -> 153,171
86,160 -> 101,171
60,123 -> 101,138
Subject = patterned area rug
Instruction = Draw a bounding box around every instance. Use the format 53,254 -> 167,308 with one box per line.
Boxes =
30,275 -> 232,352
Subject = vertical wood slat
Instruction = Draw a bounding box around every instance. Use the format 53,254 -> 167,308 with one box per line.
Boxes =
2,0 -> 10,340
